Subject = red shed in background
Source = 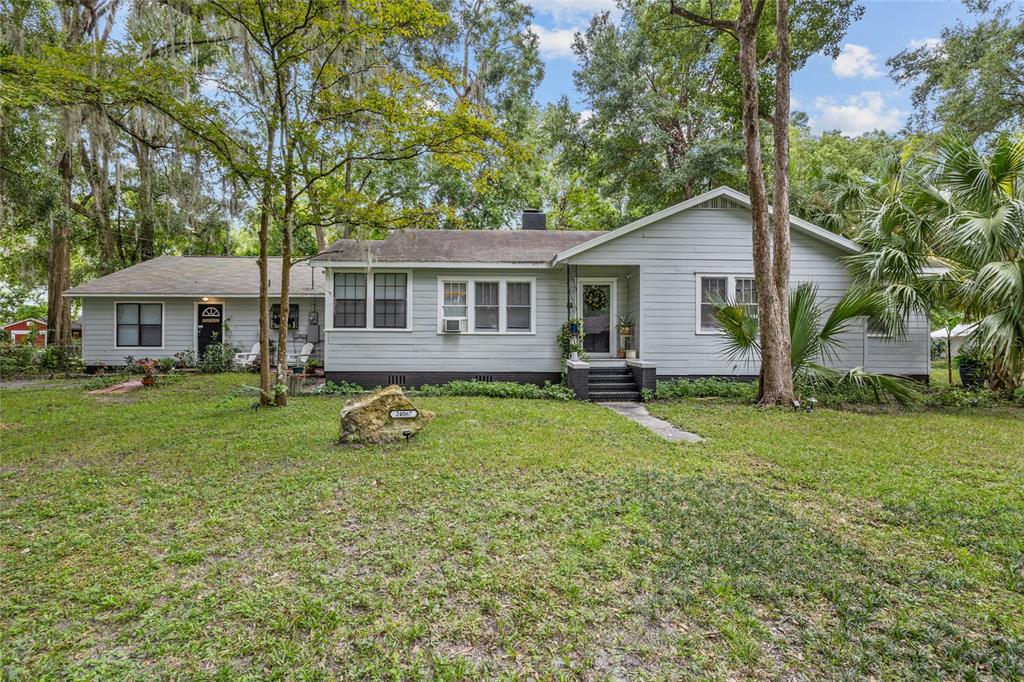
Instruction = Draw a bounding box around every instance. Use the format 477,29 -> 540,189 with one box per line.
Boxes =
1,318 -> 48,346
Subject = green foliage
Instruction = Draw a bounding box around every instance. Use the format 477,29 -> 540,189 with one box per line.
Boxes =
173,350 -> 197,369
711,282 -> 922,405
888,3 -> 1024,136
321,380 -> 365,395
550,1 -> 744,220
656,378 -> 758,401
846,134 -> 1024,390
198,343 -> 239,374
558,318 -> 586,360
415,380 -> 575,400
158,357 -> 176,373
0,342 -> 82,378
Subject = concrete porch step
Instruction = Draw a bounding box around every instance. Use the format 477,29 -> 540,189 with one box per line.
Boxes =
590,389 -> 641,402
589,381 -> 638,390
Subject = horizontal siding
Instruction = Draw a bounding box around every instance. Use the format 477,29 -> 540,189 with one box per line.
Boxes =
566,207 -> 929,377
80,296 -> 321,366
324,269 -> 567,373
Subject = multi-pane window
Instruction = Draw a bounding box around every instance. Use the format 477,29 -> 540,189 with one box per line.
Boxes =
699,275 -> 757,332
443,282 -> 468,318
506,282 -> 532,331
374,273 -> 408,329
271,303 -> 299,330
474,282 -> 499,331
699,277 -> 728,332
334,273 -> 366,328
116,302 -> 162,347
438,279 -> 533,333
734,277 -> 758,319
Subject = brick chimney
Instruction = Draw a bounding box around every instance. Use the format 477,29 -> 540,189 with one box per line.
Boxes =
521,208 -> 546,230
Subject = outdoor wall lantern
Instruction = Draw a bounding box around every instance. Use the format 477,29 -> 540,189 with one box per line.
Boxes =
201,296 -> 210,302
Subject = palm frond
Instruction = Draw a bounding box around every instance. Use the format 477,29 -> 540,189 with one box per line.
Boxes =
803,362 -> 922,406
711,303 -> 760,365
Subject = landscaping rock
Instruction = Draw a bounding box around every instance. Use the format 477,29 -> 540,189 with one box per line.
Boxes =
339,384 -> 433,445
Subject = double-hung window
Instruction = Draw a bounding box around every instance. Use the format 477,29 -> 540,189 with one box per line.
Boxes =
506,282 -> 532,331
334,273 -> 367,328
438,278 -> 533,334
443,282 -> 468,319
474,282 -> 499,332
374,273 -> 408,329
116,302 -> 163,347
331,271 -> 411,330
697,275 -> 757,333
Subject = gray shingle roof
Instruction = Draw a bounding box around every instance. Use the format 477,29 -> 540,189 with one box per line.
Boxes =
64,256 -> 323,296
312,229 -> 604,264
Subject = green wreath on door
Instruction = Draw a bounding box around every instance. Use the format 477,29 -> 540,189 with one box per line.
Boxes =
584,287 -> 608,311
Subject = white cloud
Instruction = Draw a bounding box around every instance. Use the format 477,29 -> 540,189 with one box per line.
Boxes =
528,0 -> 616,24
531,24 -> 579,59
790,95 -> 801,109
812,91 -> 904,136
908,37 -> 941,50
831,43 -> 882,79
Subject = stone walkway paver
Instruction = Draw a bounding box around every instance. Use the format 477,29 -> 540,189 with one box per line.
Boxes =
87,380 -> 144,395
602,402 -> 703,443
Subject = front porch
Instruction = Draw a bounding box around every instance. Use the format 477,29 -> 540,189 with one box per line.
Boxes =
565,265 -> 642,361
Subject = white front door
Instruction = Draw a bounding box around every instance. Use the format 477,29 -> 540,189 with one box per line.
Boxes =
577,278 -> 617,357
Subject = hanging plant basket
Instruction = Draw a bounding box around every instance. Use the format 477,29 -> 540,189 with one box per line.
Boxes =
584,287 -> 608,311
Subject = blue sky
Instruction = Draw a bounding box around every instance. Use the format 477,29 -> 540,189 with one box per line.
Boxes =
528,0 -> 977,135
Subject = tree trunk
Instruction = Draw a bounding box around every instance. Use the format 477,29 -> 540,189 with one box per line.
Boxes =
47,140 -> 74,347
946,335 -> 952,385
302,158 -> 327,251
734,6 -> 788,406
766,0 -> 795,404
134,137 -> 155,261
275,136 -> 296,406
257,121 -> 277,406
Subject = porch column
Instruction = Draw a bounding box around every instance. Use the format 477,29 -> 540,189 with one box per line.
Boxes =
566,359 -> 590,400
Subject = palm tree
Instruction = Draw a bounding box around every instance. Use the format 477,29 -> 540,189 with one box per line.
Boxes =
712,283 -> 922,405
928,136 -> 1024,390
845,135 -> 1024,391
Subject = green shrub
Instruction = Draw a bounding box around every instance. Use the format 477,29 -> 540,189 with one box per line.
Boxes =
0,343 -> 82,378
656,378 -> 757,401
415,380 -> 575,401
923,386 -> 1005,409
321,380 -> 365,395
0,343 -> 38,378
158,357 -> 176,373
198,343 -> 239,373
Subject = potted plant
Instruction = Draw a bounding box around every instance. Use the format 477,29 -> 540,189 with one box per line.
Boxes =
618,316 -> 635,359
305,357 -> 324,377
137,358 -> 158,386
956,341 -> 990,389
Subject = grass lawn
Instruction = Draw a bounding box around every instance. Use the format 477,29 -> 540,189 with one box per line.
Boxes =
1,375 -> 1022,679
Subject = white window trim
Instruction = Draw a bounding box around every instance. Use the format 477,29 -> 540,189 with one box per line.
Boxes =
695,274 -> 755,335
323,269 -> 413,332
114,300 -> 166,350
576,277 -> 618,356
436,276 -> 536,335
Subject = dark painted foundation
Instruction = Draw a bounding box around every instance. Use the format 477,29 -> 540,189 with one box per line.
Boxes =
657,373 -> 931,384
325,371 -> 563,389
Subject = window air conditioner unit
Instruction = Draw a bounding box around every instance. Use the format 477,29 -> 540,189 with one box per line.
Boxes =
442,318 -> 465,333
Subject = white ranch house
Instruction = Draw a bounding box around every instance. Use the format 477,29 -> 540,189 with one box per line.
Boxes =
65,187 -> 930,400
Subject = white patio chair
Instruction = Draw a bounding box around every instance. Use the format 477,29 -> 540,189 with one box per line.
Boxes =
233,342 -> 260,367
285,342 -> 314,369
